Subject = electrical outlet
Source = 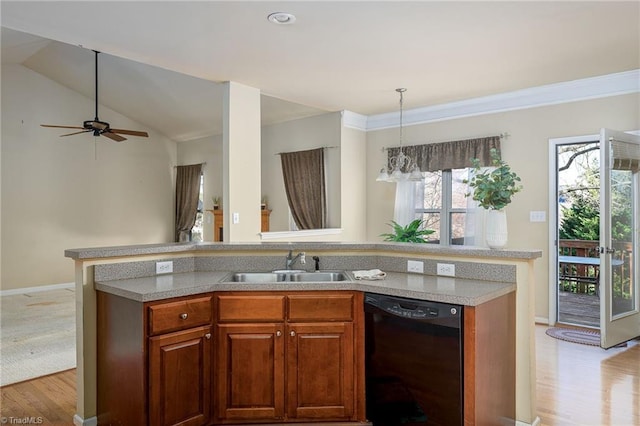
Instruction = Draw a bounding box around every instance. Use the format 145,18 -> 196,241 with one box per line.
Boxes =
436,263 -> 455,277
407,260 -> 424,273
156,261 -> 173,274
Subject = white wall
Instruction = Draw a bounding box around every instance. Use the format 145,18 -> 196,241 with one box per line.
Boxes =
1,64 -> 177,291
366,93 -> 640,321
340,122 -> 367,242
261,112 -> 342,232
177,134 -> 223,242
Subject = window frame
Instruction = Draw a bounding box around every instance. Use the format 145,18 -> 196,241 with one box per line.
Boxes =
415,168 -> 468,245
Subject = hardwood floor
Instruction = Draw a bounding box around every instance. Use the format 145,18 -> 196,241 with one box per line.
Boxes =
536,324 -> 640,426
1,327 -> 638,426
0,369 -> 76,425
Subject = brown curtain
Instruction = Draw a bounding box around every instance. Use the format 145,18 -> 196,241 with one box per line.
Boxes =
388,136 -> 501,172
175,163 -> 203,242
280,148 -> 326,230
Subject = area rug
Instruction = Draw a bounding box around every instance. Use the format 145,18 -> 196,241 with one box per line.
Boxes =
0,288 -> 76,386
545,327 -> 601,346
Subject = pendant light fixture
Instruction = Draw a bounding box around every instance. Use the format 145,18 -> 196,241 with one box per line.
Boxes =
376,88 -> 423,182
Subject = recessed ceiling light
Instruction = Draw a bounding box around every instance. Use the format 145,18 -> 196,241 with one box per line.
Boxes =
267,12 -> 296,25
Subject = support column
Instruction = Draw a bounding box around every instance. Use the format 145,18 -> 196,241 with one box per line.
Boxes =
222,82 -> 261,242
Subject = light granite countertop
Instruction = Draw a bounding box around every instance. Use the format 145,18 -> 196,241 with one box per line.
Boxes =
67,241 -> 542,260
95,270 -> 515,306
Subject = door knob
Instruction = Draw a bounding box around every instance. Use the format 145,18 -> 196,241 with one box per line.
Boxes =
205,333 -> 211,339
180,313 -> 188,320
276,330 -> 282,337
290,331 -> 296,337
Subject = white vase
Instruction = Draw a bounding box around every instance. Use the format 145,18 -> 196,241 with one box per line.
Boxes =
485,209 -> 508,249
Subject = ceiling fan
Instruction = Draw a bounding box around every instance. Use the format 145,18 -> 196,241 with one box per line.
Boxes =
41,50 -> 149,142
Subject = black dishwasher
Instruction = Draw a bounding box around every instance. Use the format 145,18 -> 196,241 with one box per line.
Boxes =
364,293 -> 463,426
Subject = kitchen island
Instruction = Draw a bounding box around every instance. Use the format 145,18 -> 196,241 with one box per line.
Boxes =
66,242 -> 541,426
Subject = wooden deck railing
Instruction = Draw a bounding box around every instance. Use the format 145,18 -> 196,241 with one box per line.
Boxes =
558,239 -> 633,296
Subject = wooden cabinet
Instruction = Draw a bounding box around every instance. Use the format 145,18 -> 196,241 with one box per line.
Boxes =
215,323 -> 285,421
286,322 -> 354,420
149,326 -> 212,426
213,291 -> 365,424
210,209 -> 271,242
97,293 -> 214,426
97,290 -> 365,425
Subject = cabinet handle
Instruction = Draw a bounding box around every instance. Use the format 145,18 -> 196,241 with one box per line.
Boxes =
180,313 -> 188,320
290,331 -> 296,337
276,330 -> 282,337
205,333 -> 211,339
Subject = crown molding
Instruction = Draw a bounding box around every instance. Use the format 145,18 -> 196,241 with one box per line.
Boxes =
341,110 -> 368,131
345,69 -> 639,132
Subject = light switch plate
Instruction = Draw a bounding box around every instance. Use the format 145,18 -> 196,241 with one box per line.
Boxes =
232,212 -> 240,224
529,211 -> 546,222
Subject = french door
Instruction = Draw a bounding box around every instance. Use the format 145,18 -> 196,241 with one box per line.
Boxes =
550,129 -> 640,348
599,129 -> 640,348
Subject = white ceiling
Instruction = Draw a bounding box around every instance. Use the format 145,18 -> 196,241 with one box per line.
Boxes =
2,1 -> 639,142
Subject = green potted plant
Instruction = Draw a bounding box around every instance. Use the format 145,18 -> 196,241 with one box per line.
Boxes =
380,219 -> 435,243
212,196 -> 220,210
465,148 -> 522,248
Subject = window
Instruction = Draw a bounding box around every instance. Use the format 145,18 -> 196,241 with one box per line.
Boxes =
190,173 -> 205,242
416,168 -> 469,245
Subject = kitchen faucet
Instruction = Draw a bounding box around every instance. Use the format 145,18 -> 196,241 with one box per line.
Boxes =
286,250 -> 306,270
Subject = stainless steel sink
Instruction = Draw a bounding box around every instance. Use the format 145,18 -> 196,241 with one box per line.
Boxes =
230,272 -> 286,282
288,271 -> 348,282
227,270 -> 348,283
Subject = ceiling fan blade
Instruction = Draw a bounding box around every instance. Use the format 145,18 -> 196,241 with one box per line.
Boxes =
102,131 -> 127,142
60,130 -> 92,137
109,128 -> 149,137
41,124 -> 85,130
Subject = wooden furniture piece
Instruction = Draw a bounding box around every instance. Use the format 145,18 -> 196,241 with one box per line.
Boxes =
96,290 -> 365,426
210,209 -> 271,242
214,291 -> 364,424
148,296 -> 213,426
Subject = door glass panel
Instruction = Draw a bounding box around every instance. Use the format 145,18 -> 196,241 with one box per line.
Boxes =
609,139 -> 638,316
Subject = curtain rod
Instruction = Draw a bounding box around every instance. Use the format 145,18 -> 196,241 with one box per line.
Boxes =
381,133 -> 509,152
173,162 -> 206,168
275,146 -> 338,155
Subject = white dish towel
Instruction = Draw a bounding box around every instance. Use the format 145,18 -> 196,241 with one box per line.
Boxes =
352,269 -> 386,280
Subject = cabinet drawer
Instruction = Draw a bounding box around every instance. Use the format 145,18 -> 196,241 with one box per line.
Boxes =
148,296 -> 212,335
288,293 -> 354,321
217,294 -> 286,322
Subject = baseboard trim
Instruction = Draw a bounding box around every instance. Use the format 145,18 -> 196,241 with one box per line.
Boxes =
0,282 -> 74,296
516,416 -> 541,426
73,414 -> 97,426
535,316 -> 550,325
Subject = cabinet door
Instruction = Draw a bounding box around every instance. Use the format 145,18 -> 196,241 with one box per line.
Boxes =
149,325 -> 212,426
286,322 -> 355,420
215,323 -> 285,422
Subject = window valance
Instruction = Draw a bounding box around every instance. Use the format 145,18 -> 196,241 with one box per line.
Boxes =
387,135 -> 501,172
